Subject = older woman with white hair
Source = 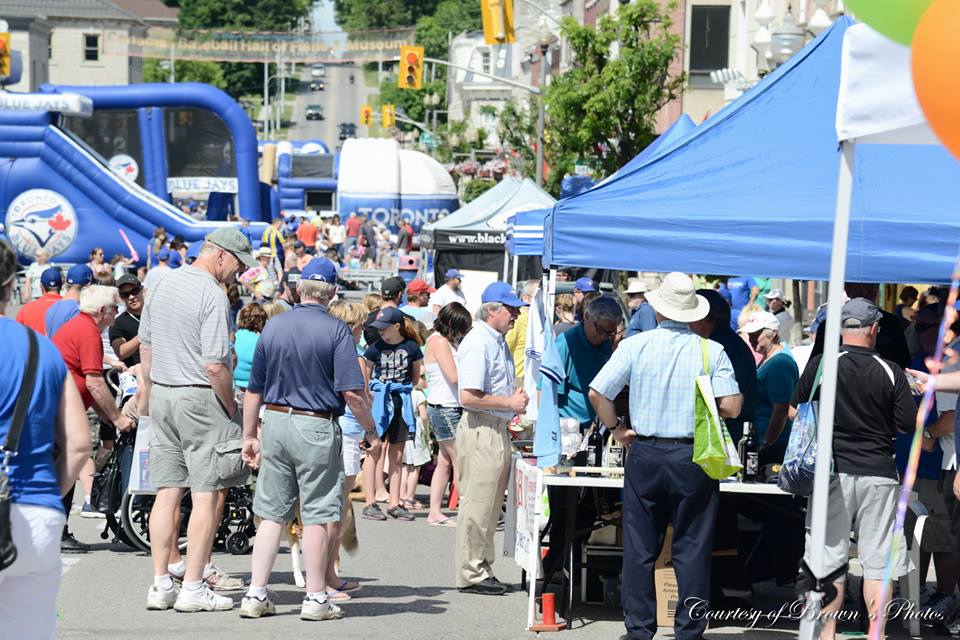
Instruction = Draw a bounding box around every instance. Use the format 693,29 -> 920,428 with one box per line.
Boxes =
0,239 -> 91,639
741,311 -> 799,466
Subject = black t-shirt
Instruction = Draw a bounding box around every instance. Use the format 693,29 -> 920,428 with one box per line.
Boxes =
363,338 -> 422,384
363,307 -> 415,347
108,311 -> 142,367
790,344 -> 917,480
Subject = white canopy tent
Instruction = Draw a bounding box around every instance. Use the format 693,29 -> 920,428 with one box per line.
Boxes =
802,23 -> 946,640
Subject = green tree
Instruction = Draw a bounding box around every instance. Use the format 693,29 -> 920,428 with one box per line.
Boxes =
415,0 -> 482,61
545,1 -> 685,179
334,0 -> 442,31
463,178 -> 496,203
143,59 -> 227,90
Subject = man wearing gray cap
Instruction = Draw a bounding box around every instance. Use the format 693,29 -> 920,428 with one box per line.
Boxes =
791,297 -> 917,639
138,227 -> 256,613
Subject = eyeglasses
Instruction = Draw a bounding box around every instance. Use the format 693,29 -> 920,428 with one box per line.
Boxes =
119,286 -> 142,299
592,320 -> 617,338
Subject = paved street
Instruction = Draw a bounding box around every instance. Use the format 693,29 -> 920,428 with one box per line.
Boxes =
53,494 -> 916,639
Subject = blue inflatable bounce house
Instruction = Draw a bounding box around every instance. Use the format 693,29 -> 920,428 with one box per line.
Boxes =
0,83 -> 269,265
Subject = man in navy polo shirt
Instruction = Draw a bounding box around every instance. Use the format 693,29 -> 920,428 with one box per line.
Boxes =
240,257 -> 381,622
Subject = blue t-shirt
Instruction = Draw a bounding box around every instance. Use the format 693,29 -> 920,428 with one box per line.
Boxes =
399,304 -> 430,323
233,329 -> 259,388
364,338 -> 423,384
727,277 -> 757,311
754,350 -> 799,446
339,344 -> 367,439
247,304 -> 365,414
552,324 -> 612,426
626,301 -> 657,337
45,299 -> 80,339
0,318 -> 68,513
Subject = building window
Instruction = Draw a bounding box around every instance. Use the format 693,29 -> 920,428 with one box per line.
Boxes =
48,34 -> 53,60
480,51 -> 491,76
84,34 -> 100,62
689,5 -> 730,88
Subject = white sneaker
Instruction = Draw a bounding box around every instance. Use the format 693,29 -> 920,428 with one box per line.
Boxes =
239,595 -> 276,619
173,585 -> 234,612
146,584 -> 178,611
300,596 -> 343,621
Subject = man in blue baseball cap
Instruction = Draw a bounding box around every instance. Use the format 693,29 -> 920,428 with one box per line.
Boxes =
45,264 -> 94,339
239,255 -> 379,620
430,267 -> 467,317
144,247 -> 171,291
15,267 -> 63,334
454,281 -> 528,596
574,275 -> 597,304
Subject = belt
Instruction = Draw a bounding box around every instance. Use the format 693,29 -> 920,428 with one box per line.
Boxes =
264,404 -> 334,420
465,409 -> 511,428
636,435 -> 694,444
154,382 -> 211,389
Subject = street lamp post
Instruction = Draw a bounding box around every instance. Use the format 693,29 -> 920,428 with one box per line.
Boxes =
535,24 -> 556,188
770,6 -> 805,67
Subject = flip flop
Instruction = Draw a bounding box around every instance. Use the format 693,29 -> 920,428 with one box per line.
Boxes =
402,499 -> 425,510
428,518 -> 456,528
332,580 -> 361,593
325,589 -> 352,602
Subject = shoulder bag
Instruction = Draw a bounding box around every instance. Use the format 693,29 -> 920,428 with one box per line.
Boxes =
0,327 -> 40,571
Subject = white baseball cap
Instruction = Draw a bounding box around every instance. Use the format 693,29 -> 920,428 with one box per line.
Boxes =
742,311 -> 780,334
625,279 -> 648,295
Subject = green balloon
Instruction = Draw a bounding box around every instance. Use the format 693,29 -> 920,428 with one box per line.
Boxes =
845,0 -> 934,45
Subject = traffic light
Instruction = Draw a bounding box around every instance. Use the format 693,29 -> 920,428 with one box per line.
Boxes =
381,104 -> 396,128
360,104 -> 373,126
397,45 -> 424,90
481,0 -> 515,45
0,31 -> 10,78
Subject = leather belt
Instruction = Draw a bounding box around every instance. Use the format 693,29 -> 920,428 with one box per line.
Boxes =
636,435 -> 694,444
264,404 -> 334,420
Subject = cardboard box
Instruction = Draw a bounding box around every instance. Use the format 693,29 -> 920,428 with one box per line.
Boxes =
655,526 -> 679,628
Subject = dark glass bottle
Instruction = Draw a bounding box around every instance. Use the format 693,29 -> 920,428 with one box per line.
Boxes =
742,421 -> 758,482
588,425 -> 604,467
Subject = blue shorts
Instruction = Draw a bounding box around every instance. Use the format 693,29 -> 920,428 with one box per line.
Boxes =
427,405 -> 462,442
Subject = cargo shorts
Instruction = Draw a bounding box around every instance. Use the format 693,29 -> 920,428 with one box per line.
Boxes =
253,408 -> 344,526
803,473 -> 909,581
148,384 -> 250,492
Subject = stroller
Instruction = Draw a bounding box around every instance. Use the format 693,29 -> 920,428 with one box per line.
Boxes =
98,369 -> 257,555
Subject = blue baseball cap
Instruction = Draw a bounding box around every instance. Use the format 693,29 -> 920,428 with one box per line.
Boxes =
575,277 -> 597,293
300,257 -> 338,284
40,267 -> 62,290
66,264 -> 94,286
186,242 -> 201,263
444,268 -> 463,280
481,281 -> 527,307
294,240 -> 305,250
168,251 -> 182,269
157,247 -> 170,261
370,306 -> 405,329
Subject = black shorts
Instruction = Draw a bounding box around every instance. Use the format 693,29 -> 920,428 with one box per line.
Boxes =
384,395 -> 409,445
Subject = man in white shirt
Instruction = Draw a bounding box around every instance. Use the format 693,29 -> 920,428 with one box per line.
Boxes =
23,248 -> 51,300
431,269 -> 467,316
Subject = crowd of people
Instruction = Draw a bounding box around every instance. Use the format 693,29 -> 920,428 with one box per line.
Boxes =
3,220 -> 960,640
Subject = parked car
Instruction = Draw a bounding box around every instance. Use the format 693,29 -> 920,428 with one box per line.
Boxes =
338,122 -> 358,140
311,63 -> 325,78
309,79 -> 325,91
305,105 -> 324,121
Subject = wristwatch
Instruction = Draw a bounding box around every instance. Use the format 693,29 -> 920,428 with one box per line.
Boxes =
610,416 -> 625,431
923,428 -> 933,440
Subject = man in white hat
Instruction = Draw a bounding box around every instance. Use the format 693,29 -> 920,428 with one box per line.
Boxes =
625,278 -> 656,337
589,272 -> 742,640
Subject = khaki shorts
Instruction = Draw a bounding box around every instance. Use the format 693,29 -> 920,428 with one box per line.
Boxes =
148,385 -> 250,492
253,409 -> 344,526
917,477 -> 952,553
804,473 -> 909,581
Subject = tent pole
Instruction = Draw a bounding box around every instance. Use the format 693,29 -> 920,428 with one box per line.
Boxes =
545,268 -> 557,326
512,252 -> 520,287
503,251 -> 510,282
798,140 -> 855,640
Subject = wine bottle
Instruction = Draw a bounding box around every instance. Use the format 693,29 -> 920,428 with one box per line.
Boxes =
743,421 -> 759,482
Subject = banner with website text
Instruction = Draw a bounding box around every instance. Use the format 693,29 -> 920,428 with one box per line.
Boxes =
104,27 -> 415,63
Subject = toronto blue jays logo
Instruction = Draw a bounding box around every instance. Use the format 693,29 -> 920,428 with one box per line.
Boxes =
109,154 -> 139,181
4,189 -> 78,258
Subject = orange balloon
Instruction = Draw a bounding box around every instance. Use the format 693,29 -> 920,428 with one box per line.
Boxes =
913,0 -> 960,160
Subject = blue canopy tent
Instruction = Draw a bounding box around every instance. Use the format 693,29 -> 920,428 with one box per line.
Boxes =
597,113 -> 697,186
505,207 -> 548,257
543,16 -> 960,284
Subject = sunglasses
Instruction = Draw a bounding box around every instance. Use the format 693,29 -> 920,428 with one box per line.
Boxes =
119,286 -> 142,299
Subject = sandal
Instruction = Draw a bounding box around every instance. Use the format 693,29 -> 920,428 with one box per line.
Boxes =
332,580 -> 360,593
428,518 -> 456,528
402,499 -> 424,510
